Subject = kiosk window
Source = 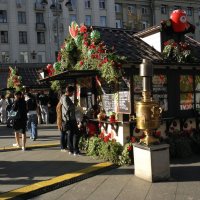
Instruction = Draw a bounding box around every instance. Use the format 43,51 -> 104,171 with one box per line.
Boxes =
180,75 -> 194,110
152,75 -> 168,111
195,75 -> 200,110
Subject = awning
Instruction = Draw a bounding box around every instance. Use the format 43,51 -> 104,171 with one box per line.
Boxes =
39,70 -> 99,82
0,88 -> 15,92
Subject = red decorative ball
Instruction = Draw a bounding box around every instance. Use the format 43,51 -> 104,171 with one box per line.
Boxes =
170,9 -> 190,32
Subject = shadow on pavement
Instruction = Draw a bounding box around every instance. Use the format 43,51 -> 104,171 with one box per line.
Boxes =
170,154 -> 200,164
0,160 -> 99,186
170,165 -> 200,182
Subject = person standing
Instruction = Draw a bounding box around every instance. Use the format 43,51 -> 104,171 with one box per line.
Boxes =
12,91 -> 27,151
60,86 -> 79,155
0,94 -> 8,124
26,93 -> 38,141
38,91 -> 49,124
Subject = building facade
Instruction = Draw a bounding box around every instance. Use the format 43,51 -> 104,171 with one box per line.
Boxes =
115,0 -> 200,41
0,0 -> 115,64
1,0 -> 200,64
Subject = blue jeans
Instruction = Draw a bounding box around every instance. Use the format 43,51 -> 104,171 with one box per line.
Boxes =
27,114 -> 38,139
60,130 -> 68,150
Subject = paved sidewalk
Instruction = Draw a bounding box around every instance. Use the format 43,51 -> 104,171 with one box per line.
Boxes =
1,124 -> 200,200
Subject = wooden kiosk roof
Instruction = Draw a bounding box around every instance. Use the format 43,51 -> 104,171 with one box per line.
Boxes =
39,70 -> 99,82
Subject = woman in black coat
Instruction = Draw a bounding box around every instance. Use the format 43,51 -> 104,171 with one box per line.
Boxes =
12,91 -> 27,151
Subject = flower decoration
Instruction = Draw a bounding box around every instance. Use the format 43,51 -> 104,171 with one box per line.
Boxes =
7,66 -> 23,91
162,39 -> 193,63
49,21 -> 126,91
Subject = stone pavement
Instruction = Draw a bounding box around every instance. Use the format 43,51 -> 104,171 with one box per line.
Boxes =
1,124 -> 200,200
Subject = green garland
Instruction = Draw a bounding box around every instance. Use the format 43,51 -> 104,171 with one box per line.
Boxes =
49,22 -> 126,91
7,66 -> 23,91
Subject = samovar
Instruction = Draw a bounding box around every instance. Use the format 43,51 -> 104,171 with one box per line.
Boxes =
135,59 -> 162,145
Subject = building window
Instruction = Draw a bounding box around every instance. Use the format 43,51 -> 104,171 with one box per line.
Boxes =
18,11 -> 26,24
174,5 -> 181,10
141,6 -> 148,15
99,0 -> 105,9
85,15 -> 91,26
1,51 -> 9,63
1,31 -> 8,43
161,5 -> 167,14
19,31 -> 27,44
128,4 -> 136,14
37,32 -> 45,44
37,51 -> 46,63
0,10 -> 7,23
36,12 -> 44,23
187,7 -> 193,16
115,4 -> 122,13
70,14 -> 77,23
20,51 -> 28,63
116,19 -> 122,28
85,0 -> 90,9
142,21 -> 148,29
100,16 -> 106,27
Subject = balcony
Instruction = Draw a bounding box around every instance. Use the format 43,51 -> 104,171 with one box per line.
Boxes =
50,4 -> 63,16
36,23 -> 46,31
34,3 -> 46,11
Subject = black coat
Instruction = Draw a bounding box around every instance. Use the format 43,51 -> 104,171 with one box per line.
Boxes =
13,98 -> 27,130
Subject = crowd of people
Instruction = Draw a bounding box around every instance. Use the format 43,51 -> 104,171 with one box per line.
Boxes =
0,90 -> 58,151
0,86 -> 98,154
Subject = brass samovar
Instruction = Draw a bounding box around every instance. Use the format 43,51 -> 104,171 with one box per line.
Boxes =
135,59 -> 162,145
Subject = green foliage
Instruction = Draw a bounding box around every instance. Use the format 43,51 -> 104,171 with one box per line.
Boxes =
79,136 -> 89,151
87,136 -> 102,157
49,22 -> 127,91
7,67 -> 23,91
118,143 -> 133,166
79,135 -> 133,165
165,130 -> 196,158
162,39 -> 194,63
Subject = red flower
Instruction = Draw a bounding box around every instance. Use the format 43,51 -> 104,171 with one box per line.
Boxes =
84,41 -> 88,46
103,58 -> 108,63
83,33 -> 88,39
99,132 -> 104,139
131,137 -> 136,143
134,128 -> 140,133
79,61 -> 84,66
104,136 -> 109,142
57,52 -> 61,62
155,131 -> 161,137
127,145 -> 133,151
80,25 -> 87,33
164,41 -> 169,46
89,43 -> 96,49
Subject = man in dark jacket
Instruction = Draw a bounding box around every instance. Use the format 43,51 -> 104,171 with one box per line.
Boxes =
60,86 -> 79,155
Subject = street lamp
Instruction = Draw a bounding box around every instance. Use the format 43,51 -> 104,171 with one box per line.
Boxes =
49,0 -> 73,59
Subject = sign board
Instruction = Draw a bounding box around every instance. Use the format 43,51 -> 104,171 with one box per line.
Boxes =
102,94 -> 115,115
117,91 -> 131,113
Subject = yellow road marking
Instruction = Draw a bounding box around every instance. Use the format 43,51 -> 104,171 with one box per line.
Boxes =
0,143 -> 60,151
0,162 -> 113,200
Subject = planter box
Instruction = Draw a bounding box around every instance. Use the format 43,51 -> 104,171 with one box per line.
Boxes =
133,143 -> 170,182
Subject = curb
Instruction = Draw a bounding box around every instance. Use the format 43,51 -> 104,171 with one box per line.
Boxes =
0,162 -> 117,200
0,143 -> 60,152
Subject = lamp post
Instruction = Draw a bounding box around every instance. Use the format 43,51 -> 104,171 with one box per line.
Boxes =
41,0 -> 73,60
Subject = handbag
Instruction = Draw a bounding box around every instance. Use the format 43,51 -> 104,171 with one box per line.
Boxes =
9,110 -> 21,120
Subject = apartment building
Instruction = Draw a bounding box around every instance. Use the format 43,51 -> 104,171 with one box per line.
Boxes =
115,0 -> 200,41
0,0 -> 115,64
